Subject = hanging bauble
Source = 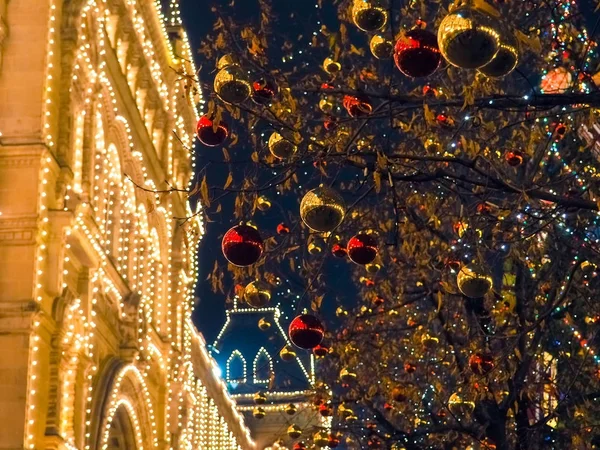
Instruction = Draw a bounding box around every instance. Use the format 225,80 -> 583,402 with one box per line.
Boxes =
366,262 -> 381,274
244,281 -> 271,308
457,263 -> 492,298
343,94 -> 373,117
351,0 -> 388,32
277,223 -> 290,235
505,150 -> 524,166
258,317 -> 271,331
553,122 -> 568,139
332,243 -> 347,258
338,403 -> 354,418
469,353 -> 495,375
319,404 -> 333,417
252,407 -> 266,419
336,306 -> 348,317
323,57 -> 342,74
287,424 -> 302,439
313,343 -> 330,358
300,186 -> 345,232
314,431 -> 330,447
256,195 -> 271,211
394,29 -> 441,78
214,55 -> 251,104
392,386 -> 407,402
285,403 -> 297,415
478,27 -> 519,78
196,116 -> 229,147
368,437 -> 382,449
328,434 -> 341,448
370,34 -> 393,59
222,224 -> 264,266
251,78 -> 278,105
373,294 -> 385,306
448,392 -> 475,417
540,67 -> 572,93
347,231 -> 378,265
293,443 -> 307,450
324,118 -> 338,131
339,368 -> 357,383
308,239 -> 324,255
437,5 -> 501,69
289,314 -> 325,349
269,131 -> 297,160
319,98 -> 335,114
280,345 -> 297,361
254,392 -> 267,404
421,333 -> 439,349
404,362 -> 416,373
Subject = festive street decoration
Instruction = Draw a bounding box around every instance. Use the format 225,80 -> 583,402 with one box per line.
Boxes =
253,407 -> 266,419
196,115 -> 229,146
479,26 -> 519,78
289,314 -> 325,349
287,424 -> 302,439
343,94 -> 373,117
254,392 -> 267,404
370,34 -> 393,59
214,55 -> 251,104
457,263 -> 493,298
323,57 -> 342,74
300,186 -> 345,232
347,231 -> 378,265
244,281 -> 271,308
251,78 -> 278,105
269,131 -> 297,159
222,224 -> 264,266
394,29 -> 441,78
351,0 -> 388,32
469,353 -> 495,375
280,346 -> 297,361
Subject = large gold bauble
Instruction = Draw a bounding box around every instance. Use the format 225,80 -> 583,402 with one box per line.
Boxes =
244,280 -> 271,308
437,5 -> 501,69
478,26 -> 519,78
268,132 -> 297,160
457,263 -> 493,298
314,431 -> 329,447
214,56 -> 251,104
257,195 -> 271,211
323,57 -> 342,74
300,186 -> 345,232
252,407 -> 266,419
287,424 -> 302,439
448,392 -> 475,417
254,392 -> 267,404
339,368 -> 357,383
352,0 -> 388,32
280,345 -> 297,361
258,317 -> 271,331
285,403 -> 297,415
370,34 -> 393,59
319,98 -> 334,113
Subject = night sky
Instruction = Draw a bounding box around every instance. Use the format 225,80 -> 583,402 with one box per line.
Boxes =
180,0 -> 600,343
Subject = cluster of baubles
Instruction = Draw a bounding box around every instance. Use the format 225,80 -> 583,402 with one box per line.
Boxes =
349,0 -> 519,79
213,55 -> 279,105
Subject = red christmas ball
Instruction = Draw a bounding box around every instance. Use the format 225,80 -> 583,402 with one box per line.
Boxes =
343,95 -> 373,117
222,224 -> 264,267
313,343 -> 330,357
327,434 -> 341,448
347,232 -> 378,265
251,78 -> 278,105
404,362 -> 417,373
469,353 -> 495,375
332,243 -> 347,258
394,29 -> 441,78
505,150 -> 524,166
196,116 -> 229,147
293,443 -> 307,450
289,314 -> 325,349
276,223 -> 290,235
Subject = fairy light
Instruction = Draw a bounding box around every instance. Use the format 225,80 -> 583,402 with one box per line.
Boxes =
227,350 -> 248,383
253,347 -> 273,384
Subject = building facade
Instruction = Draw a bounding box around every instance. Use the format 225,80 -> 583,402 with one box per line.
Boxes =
0,0 -> 254,449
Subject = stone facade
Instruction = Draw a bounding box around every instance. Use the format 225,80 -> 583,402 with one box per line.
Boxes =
0,0 -> 254,449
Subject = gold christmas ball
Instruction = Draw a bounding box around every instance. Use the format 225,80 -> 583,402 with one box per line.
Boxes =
319,98 -> 335,113
478,26 -> 519,78
437,5 -> 501,69
314,431 -> 329,447
214,56 -> 251,104
338,403 -> 354,417
269,131 -> 297,159
254,392 -> 267,404
346,414 -> 358,423
308,241 -> 324,255
300,186 -> 345,232
288,424 -> 302,439
285,403 -> 298,415
258,317 -> 272,331
244,281 -> 271,308
370,34 -> 393,59
421,333 -> 439,349
252,406 -> 266,419
366,262 -> 381,274
448,391 -> 475,417
257,195 -> 271,211
352,0 -> 388,32
280,345 -> 297,361
457,263 -> 492,298
336,306 -> 348,317
339,368 -> 357,383
323,57 -> 342,74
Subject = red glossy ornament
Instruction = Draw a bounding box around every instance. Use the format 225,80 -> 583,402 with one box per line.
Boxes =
324,118 -> 337,131
222,224 -> 264,266
394,29 -> 441,78
196,116 -> 229,147
293,443 -> 307,450
469,353 -> 495,375
332,243 -> 347,258
505,150 -> 524,166
251,78 -> 277,105
289,314 -> 325,349
347,232 -> 378,265
373,294 -> 385,306
313,344 -> 330,357
343,95 -> 373,117
277,223 -> 290,235
383,402 -> 394,411
327,434 -> 341,448
319,404 -> 333,417
404,362 -> 417,373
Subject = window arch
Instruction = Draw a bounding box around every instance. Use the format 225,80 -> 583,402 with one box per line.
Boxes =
226,350 -> 246,384
253,347 -> 273,385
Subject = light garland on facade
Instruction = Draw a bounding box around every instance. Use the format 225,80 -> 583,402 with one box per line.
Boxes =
253,347 -> 273,385
227,350 -> 248,383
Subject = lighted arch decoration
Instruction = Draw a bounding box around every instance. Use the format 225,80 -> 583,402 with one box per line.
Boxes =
103,399 -> 144,450
253,347 -> 273,385
226,350 -> 247,384
98,364 -> 158,450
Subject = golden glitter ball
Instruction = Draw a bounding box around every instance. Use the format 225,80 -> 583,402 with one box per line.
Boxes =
308,240 -> 324,255
254,392 -> 267,404
300,185 -> 345,232
285,403 -> 298,415
314,431 -> 330,447
370,34 -> 393,59
421,333 -> 439,349
323,57 -> 342,74
340,368 -> 357,383
352,0 -> 388,32
448,392 -> 475,417
257,195 -> 271,211
287,424 -> 302,439
280,345 -> 297,361
366,262 -> 381,274
214,56 -> 251,104
478,26 -> 519,78
252,407 -> 266,419
258,317 -> 272,331
437,5 -> 501,69
244,280 -> 271,308
319,97 -> 335,113
268,131 -> 297,159
457,263 -> 492,298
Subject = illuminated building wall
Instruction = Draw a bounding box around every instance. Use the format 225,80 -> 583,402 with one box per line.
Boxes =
0,0 -> 254,448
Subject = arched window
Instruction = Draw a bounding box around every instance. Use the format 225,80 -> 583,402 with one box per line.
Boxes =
226,350 -> 246,384
253,347 -> 273,385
